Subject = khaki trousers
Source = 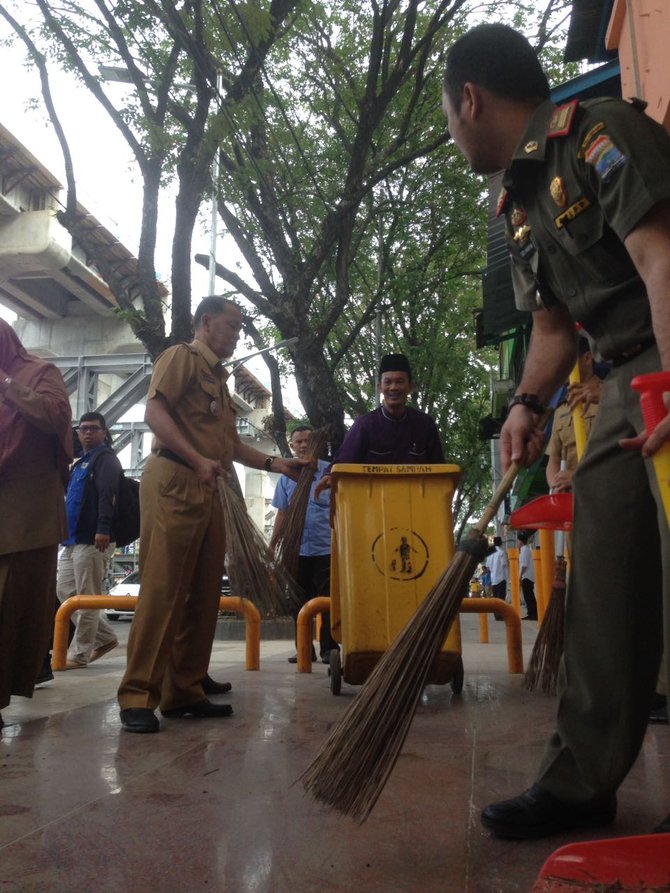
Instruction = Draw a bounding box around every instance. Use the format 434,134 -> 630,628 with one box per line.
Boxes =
118,455 -> 226,712
57,543 -> 117,664
537,346 -> 669,801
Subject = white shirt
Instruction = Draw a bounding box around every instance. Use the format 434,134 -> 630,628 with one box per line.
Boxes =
519,544 -> 535,583
486,546 -> 509,586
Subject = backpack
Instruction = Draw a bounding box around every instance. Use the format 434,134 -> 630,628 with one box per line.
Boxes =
85,449 -> 140,547
114,473 -> 141,547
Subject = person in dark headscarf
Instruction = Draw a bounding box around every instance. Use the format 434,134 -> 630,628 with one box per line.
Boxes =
0,320 -> 72,727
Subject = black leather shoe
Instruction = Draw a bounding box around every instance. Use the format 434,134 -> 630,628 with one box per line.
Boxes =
649,693 -> 668,725
649,705 -> 669,724
161,699 -> 233,718
653,811 -> 670,833
201,674 -> 233,695
288,648 -> 317,664
120,708 -> 159,734
481,784 -> 617,839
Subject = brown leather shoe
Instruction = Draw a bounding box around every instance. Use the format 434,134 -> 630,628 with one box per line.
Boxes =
90,639 -> 118,663
64,659 -> 87,670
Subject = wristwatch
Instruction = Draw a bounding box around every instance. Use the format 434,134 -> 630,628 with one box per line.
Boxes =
507,393 -> 546,415
263,456 -> 275,472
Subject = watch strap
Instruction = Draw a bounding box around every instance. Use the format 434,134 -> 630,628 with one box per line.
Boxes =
507,393 -> 546,415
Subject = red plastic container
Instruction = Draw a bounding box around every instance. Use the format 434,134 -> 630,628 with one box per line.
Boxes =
510,493 -> 573,532
533,833 -> 670,891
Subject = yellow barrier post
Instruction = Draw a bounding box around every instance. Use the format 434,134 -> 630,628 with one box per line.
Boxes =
538,529 -> 555,624
459,598 -> 523,673
296,596 -> 331,673
507,547 -> 521,617
479,612 -> 489,644
531,547 -> 543,614
53,594 -> 261,670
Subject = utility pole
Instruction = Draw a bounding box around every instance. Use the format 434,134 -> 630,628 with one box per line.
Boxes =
208,69 -> 224,295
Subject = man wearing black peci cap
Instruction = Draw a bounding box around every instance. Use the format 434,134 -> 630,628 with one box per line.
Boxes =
317,354 -> 444,501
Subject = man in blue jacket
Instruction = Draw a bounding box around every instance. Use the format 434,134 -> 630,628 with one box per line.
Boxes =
57,412 -> 123,669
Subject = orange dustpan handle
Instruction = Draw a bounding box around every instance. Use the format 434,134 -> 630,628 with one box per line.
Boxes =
631,371 -> 670,527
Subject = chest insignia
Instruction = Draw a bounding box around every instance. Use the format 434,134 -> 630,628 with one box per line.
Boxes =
550,176 -> 568,208
547,100 -> 579,138
584,134 -> 627,182
210,399 -> 219,415
510,206 -> 527,227
554,195 -> 592,229
496,187 -> 509,217
578,121 -> 605,158
524,140 -> 539,154
513,223 -> 531,244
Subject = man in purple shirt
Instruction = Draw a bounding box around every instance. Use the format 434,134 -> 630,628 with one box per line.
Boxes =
317,354 -> 444,497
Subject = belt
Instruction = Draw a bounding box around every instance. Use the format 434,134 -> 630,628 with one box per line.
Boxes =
609,338 -> 656,367
154,448 -> 191,468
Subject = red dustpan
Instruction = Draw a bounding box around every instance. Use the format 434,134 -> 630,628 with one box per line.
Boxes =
532,833 -> 670,891
510,493 -> 573,532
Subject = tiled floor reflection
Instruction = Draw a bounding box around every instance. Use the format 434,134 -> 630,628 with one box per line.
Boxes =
1,617 -> 668,892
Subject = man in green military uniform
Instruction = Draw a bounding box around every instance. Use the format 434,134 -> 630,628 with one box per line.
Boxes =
443,23 -> 670,839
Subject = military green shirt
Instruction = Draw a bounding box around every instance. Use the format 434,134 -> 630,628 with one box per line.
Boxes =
500,98 -> 670,360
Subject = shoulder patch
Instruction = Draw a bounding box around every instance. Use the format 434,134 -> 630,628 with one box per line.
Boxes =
547,100 -> 580,138
578,121 -> 606,158
496,187 -> 509,218
584,134 -> 627,182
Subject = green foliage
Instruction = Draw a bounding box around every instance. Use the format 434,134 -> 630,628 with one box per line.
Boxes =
2,0 -> 581,528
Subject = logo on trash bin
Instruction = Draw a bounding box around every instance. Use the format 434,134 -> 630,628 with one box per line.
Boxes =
371,527 -> 429,581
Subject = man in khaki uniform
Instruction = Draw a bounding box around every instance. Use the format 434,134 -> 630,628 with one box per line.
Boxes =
443,23 -> 670,838
118,297 -> 304,733
546,336 -> 601,492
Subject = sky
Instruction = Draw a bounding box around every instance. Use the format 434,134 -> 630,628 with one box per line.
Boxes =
0,34 -> 304,413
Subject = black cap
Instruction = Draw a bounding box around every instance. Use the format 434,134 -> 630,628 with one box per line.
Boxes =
379,353 -> 412,379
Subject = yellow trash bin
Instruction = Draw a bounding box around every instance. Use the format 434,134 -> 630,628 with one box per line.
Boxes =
329,463 -> 463,693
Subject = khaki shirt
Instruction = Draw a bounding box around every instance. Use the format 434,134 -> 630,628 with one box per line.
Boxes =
546,399 -> 599,470
148,339 -> 238,467
500,98 -> 670,360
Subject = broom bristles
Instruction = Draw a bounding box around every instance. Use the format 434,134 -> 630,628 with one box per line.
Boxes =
523,556 -> 567,694
218,478 -> 303,617
300,538 -> 487,823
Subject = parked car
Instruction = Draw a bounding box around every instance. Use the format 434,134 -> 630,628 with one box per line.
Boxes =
105,569 -> 232,620
105,569 -> 140,620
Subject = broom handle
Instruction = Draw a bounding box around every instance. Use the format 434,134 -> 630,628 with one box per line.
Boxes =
469,409 -> 553,539
472,461 -> 521,537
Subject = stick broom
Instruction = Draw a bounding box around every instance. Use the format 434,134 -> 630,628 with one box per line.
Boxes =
218,478 -> 303,618
300,461 -> 521,823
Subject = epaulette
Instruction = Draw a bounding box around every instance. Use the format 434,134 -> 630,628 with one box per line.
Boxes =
495,187 -> 509,218
547,100 -> 580,138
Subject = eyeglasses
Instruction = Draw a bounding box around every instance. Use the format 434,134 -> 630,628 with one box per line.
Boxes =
77,425 -> 103,434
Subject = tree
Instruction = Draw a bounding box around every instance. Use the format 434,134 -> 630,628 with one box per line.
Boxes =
0,0 -> 578,531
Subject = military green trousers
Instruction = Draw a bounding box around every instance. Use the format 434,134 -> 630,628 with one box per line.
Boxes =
537,346 -> 669,801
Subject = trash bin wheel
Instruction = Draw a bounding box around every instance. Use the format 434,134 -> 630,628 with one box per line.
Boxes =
450,656 -> 464,694
329,649 -> 342,695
